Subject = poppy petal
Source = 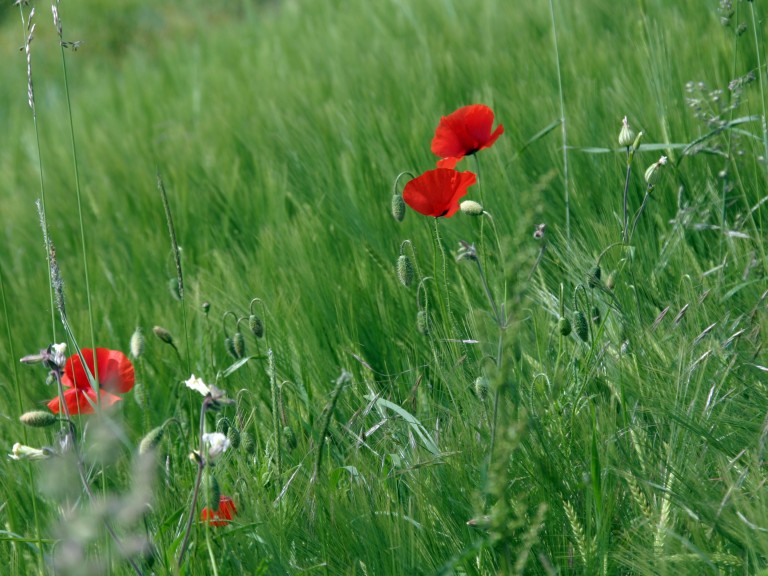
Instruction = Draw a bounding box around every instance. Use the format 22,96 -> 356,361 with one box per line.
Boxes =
62,348 -> 135,393
431,104 -> 503,163
403,169 -> 477,218
436,157 -> 461,169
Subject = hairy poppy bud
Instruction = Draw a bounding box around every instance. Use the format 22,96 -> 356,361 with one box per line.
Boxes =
169,278 -> 181,301
391,194 -> 406,222
224,337 -> 237,359
130,327 -> 144,359
283,426 -> 297,450
558,316 -> 572,336
474,376 -> 489,401
397,255 -> 414,287
153,326 -> 174,345
20,410 -> 58,428
216,417 -> 231,435
618,116 -> 636,148
460,200 -> 484,216
133,383 -> 148,410
574,311 -> 589,342
587,266 -> 601,288
227,426 -> 241,450
233,332 -> 245,358
416,310 -> 429,335
248,315 -> 264,338
203,474 -> 221,509
139,426 -> 165,455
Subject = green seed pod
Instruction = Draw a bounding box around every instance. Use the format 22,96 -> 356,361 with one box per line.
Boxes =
133,382 -> 148,411
248,315 -> 264,338
587,266 -> 601,288
169,278 -> 181,301
139,426 -> 165,455
283,425 -> 297,450
153,326 -> 174,345
241,431 -> 256,455
591,306 -> 601,325
233,332 -> 245,358
396,255 -> 414,287
574,311 -> 589,342
19,410 -> 58,428
474,376 -> 489,401
558,316 -> 572,336
618,116 -> 636,148
130,327 -> 145,359
227,426 -> 241,450
391,194 -> 406,222
202,302 -> 211,315
224,337 -> 238,359
203,473 -> 220,510
416,310 -> 429,335
216,417 -> 231,435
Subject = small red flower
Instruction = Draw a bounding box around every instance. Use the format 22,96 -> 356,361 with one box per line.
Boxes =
402,168 -> 477,218
201,495 -> 237,527
47,348 -> 135,415
431,104 -> 504,169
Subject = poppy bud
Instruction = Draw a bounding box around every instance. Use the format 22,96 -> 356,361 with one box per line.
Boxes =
241,432 -> 256,455
153,326 -> 174,345
233,332 -> 245,358
19,410 -> 58,428
574,311 -> 589,342
618,116 -> 636,148
216,417 -> 231,435
248,315 -> 264,338
224,337 -> 238,359
558,316 -> 572,336
139,426 -> 165,455
227,426 -> 241,450
474,376 -> 489,401
416,310 -> 430,335
202,302 -> 211,315
134,383 -> 148,410
397,255 -> 414,287
391,194 -> 406,222
460,200 -> 484,216
130,327 -> 144,359
203,474 -> 221,509
283,425 -> 297,450
591,306 -> 601,325
587,266 -> 601,288
169,278 -> 181,301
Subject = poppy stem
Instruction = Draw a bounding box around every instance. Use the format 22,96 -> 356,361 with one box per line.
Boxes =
177,396 -> 212,570
622,147 -> 633,244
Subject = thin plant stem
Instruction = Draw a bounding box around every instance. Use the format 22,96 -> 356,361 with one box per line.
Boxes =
629,188 -> 652,242
177,396 -> 212,569
269,349 -> 283,490
622,148 -> 631,243
549,0 -> 570,241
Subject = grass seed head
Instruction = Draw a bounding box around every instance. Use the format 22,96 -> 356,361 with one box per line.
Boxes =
130,327 -> 144,358
139,426 -> 165,455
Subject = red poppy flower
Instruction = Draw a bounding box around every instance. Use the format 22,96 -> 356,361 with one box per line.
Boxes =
47,348 -> 135,415
402,168 -> 477,218
431,104 -> 504,169
201,495 -> 237,527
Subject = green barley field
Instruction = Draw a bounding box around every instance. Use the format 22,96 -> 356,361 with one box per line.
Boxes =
1,0 -> 767,573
